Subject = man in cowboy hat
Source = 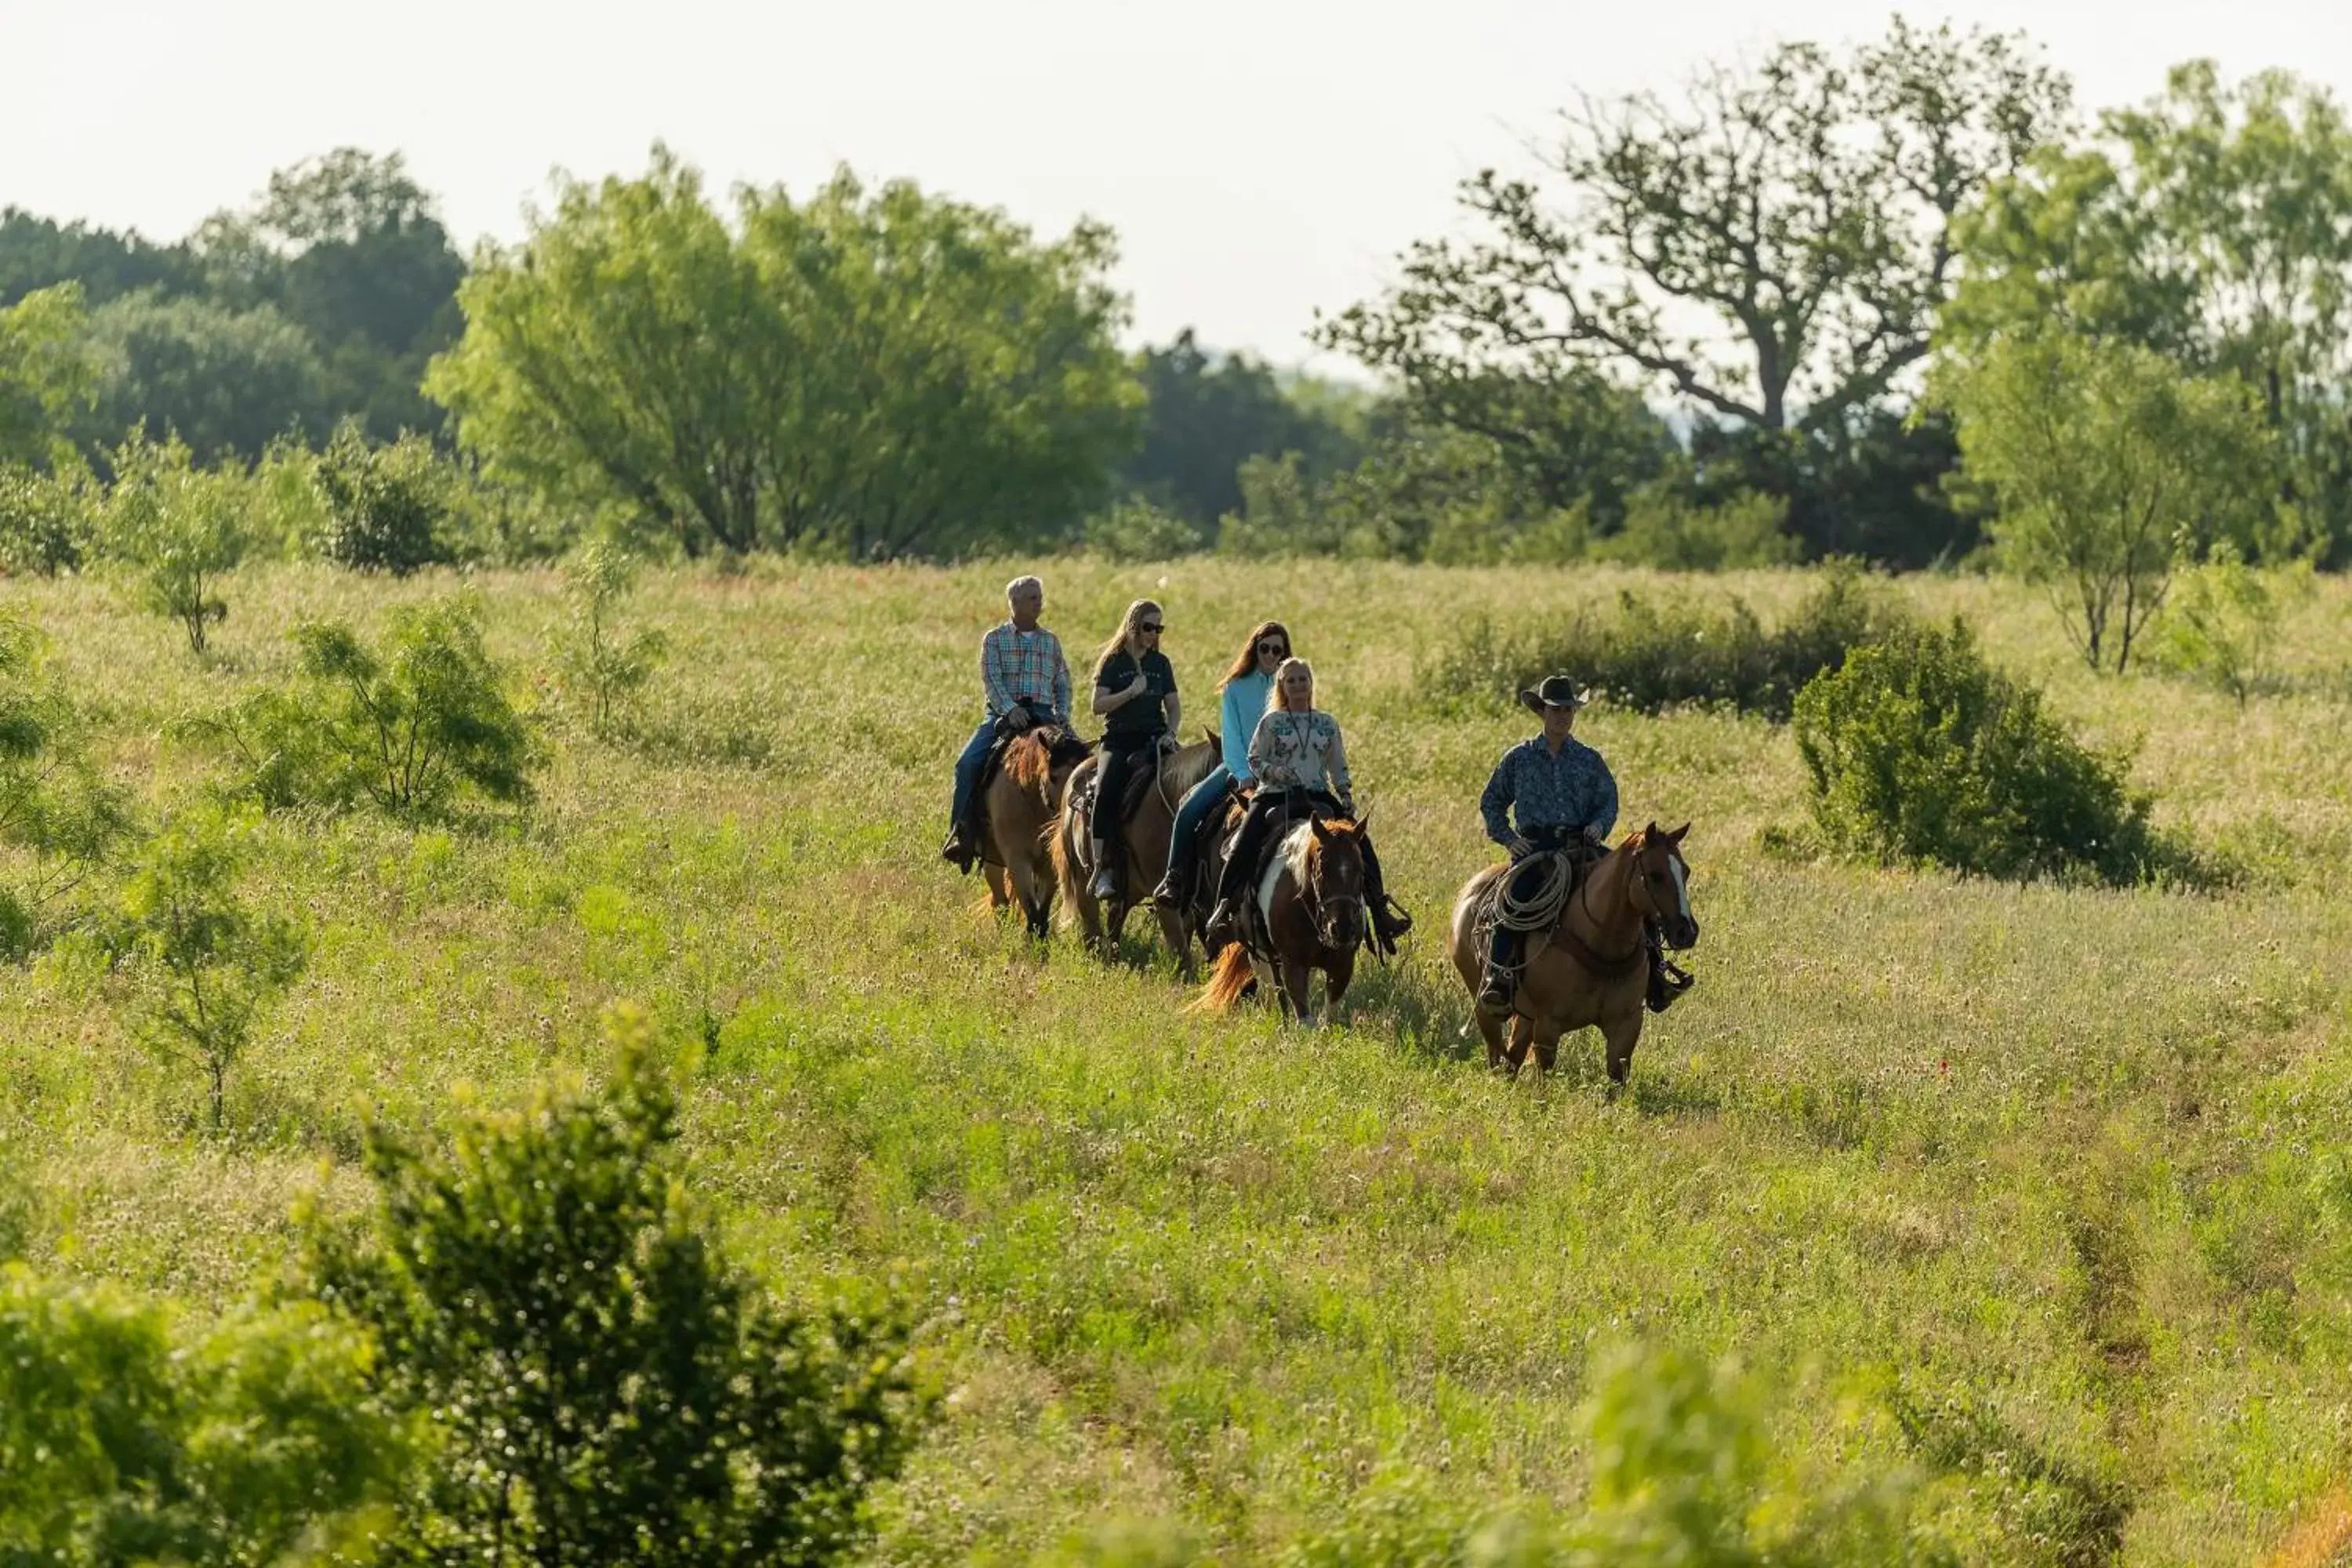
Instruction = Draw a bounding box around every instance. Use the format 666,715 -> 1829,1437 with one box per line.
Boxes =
1475,674 -> 1627,1012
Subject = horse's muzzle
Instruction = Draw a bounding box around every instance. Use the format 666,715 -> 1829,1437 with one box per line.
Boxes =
1663,914 -> 1699,950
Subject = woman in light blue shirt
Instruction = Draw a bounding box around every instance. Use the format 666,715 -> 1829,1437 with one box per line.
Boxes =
1150,619 -> 1289,911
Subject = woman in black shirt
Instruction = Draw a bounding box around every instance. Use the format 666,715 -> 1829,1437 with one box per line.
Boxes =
1085,598 -> 1181,900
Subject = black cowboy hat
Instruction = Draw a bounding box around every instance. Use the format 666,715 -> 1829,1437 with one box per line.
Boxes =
1517,674 -> 1590,715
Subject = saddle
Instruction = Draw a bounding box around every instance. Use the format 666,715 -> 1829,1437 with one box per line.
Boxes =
1067,751 -> 1162,840
1472,840 -> 1606,965
1223,791 -> 1339,956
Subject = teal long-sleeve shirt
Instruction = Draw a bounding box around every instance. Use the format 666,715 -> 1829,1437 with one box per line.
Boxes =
1219,671 -> 1272,782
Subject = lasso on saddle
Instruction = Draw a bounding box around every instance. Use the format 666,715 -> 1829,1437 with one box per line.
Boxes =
1472,840 -> 1614,977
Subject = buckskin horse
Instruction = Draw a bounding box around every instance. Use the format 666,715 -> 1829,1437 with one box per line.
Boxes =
1193,812 -> 1370,1025
1051,735 -> 1222,963
1445,823 -> 1699,1083
980,724 -> 1091,938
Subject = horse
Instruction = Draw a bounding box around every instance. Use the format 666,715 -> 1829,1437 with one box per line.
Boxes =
1051,734 -> 1221,965
1445,823 -> 1698,1083
1194,812 -> 1369,1025
979,724 -> 1091,938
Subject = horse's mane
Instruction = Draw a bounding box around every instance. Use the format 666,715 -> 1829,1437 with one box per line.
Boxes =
1160,733 -> 1221,797
1289,816 -> 1362,887
1004,725 -> 1087,793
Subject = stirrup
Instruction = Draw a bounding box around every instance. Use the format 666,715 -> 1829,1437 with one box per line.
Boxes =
1477,967 -> 1515,1012
939,828 -> 976,872
1088,866 -> 1120,901
1149,874 -> 1183,911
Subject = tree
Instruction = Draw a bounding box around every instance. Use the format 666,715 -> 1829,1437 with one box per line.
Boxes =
1949,63 -> 2352,563
554,541 -> 666,735
427,147 -> 1142,559
1123,331 -> 1365,524
300,1009 -> 932,1567
1928,331 -> 2275,672
311,419 -> 455,573
0,208 -> 202,309
1320,20 -> 2070,562
121,808 -> 307,1131
80,289 -> 331,460
2147,541 -> 2314,710
196,149 -> 467,441
0,283 -> 96,464
99,430 -> 253,654
0,1264 -> 395,1563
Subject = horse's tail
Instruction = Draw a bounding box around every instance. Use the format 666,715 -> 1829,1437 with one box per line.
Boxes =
1191,941 -> 1254,1014
1050,805 -> 1082,917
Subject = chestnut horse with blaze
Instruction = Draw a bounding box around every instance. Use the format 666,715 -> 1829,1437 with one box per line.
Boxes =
1446,822 -> 1699,1083
1195,815 -> 1370,1025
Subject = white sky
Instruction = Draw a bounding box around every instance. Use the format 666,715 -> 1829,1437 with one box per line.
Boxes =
9,1 -> 2352,370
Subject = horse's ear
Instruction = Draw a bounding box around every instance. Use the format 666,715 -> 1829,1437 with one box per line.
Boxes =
1668,822 -> 1690,844
1645,820 -> 1661,839
1310,818 -> 1334,844
1353,807 -> 1371,834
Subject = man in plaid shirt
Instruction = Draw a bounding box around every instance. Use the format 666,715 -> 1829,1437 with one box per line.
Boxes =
942,575 -> 1074,871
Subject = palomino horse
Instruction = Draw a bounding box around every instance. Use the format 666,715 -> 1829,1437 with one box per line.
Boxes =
1051,735 -> 1221,964
1445,823 -> 1698,1083
980,724 -> 1091,938
1194,813 -> 1369,1025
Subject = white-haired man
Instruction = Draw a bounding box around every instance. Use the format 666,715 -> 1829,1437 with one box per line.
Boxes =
941,575 -> 1073,872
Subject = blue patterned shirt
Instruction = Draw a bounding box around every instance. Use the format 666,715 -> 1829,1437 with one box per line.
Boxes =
979,622 -> 1073,721
1479,735 -> 1618,847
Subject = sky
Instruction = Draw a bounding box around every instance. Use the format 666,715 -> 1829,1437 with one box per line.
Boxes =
8,0 -> 2352,371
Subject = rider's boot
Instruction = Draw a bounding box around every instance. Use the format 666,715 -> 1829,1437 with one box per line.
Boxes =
1203,895 -> 1240,950
1478,926 -> 1519,1013
1149,862 -> 1185,911
1087,839 -> 1120,902
938,819 -> 977,873
1643,916 -> 1694,1014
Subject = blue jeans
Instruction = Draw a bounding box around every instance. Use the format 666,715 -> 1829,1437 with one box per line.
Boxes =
1162,764 -> 1233,890
949,721 -> 996,830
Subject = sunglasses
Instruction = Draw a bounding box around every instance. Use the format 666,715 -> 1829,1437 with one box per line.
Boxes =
1258,641 -> 1289,655
1138,623 -> 1163,634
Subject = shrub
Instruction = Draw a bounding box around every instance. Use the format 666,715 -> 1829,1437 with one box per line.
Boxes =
1593,483 -> 1800,571
0,611 -> 132,958
0,459 -> 102,576
120,808 -> 307,1131
2147,542 -> 2314,711
1425,562 -> 1899,721
1792,619 -> 2158,884
0,1264 -> 396,1563
300,1008 -> 933,1568
1081,493 -> 1207,560
311,420 -> 456,574
554,539 -> 667,735
191,595 -> 538,819
98,430 -> 252,653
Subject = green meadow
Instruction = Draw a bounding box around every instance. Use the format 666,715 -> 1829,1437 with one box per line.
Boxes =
5,557 -> 2352,1563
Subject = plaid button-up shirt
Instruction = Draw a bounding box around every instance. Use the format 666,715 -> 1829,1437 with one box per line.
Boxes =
979,622 -> 1073,721
1479,735 -> 1618,847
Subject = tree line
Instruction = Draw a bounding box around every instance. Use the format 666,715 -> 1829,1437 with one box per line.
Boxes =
8,26 -> 2352,582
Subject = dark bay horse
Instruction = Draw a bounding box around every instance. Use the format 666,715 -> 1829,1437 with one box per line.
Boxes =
1194,815 -> 1370,1025
1051,735 -> 1221,964
1445,823 -> 1698,1083
980,724 -> 1090,938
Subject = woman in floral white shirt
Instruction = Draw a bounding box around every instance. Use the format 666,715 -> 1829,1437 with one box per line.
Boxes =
1204,659 -> 1408,952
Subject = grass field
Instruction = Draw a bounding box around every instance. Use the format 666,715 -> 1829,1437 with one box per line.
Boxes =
5,557 -> 2352,1563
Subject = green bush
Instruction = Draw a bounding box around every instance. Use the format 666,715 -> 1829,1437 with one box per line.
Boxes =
99,430 -> 253,654
0,1263 -> 397,1564
0,611 -> 132,959
300,1008 -> 933,1568
190,595 -> 538,819
2147,543 -> 2314,711
1426,563 -> 1898,720
1592,483 -> 1801,571
1081,493 -> 1207,561
311,421 -> 456,575
554,539 -> 667,735
1792,619 -> 2158,884
0,459 -> 102,576
120,808 -> 307,1131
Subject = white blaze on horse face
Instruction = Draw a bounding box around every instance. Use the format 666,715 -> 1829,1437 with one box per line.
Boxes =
1667,852 -> 1691,920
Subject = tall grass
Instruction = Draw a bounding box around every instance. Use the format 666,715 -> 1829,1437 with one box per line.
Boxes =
1,557 -> 2349,1560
